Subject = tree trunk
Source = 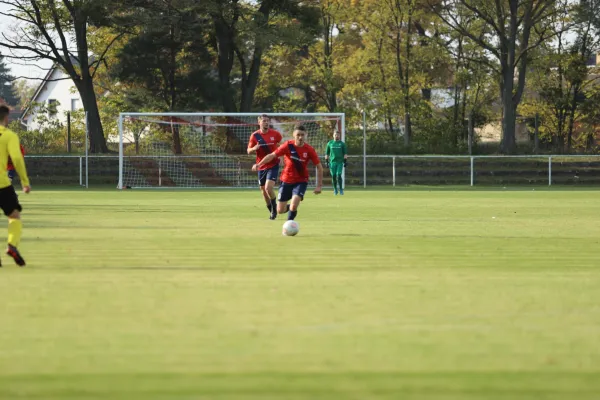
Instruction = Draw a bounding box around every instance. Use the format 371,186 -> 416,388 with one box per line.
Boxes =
171,122 -> 182,154
303,85 -> 316,112
499,57 -> 517,154
77,79 -> 108,153
169,22 -> 182,154
403,111 -> 411,146
403,2 -> 413,147
501,102 -> 517,154
499,63 -> 516,153
135,132 -> 140,155
238,1 -> 273,112
377,37 -> 394,135
460,86 -> 467,140
239,37 -> 265,112
566,86 -> 580,153
213,18 -> 237,112
73,15 -> 108,154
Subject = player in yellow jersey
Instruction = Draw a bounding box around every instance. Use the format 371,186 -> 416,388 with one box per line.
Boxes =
0,105 -> 31,266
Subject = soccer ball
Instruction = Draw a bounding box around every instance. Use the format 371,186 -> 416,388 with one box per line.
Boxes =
282,220 -> 300,236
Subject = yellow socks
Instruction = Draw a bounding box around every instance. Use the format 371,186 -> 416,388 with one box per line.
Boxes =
8,218 -> 22,248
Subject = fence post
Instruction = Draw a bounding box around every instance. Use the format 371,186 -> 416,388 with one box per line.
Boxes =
363,110 -> 367,188
470,156 -> 474,187
392,156 -> 396,187
79,156 -> 83,186
548,156 -> 552,186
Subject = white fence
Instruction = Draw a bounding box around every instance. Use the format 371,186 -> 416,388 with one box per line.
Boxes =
346,155 -> 600,187
18,154 -> 600,188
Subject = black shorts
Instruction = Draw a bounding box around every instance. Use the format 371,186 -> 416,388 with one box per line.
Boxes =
258,165 -> 279,186
0,185 -> 22,216
278,182 -> 308,202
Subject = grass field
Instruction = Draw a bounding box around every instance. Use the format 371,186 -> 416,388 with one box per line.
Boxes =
1,188 -> 600,399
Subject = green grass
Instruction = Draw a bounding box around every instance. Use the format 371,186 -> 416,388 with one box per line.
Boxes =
2,189 -> 600,399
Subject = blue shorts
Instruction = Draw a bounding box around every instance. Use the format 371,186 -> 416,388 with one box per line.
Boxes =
278,182 -> 308,202
8,170 -> 16,180
258,165 -> 279,186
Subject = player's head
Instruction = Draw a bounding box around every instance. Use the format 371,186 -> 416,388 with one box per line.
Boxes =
293,124 -> 307,146
333,130 -> 341,141
0,105 -> 10,127
258,114 -> 270,131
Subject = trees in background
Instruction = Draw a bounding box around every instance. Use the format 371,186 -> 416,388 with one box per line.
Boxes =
3,0 -> 600,154
0,0 -> 136,152
0,54 -> 18,105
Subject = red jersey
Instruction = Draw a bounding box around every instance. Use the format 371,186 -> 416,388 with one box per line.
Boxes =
274,140 -> 320,183
248,129 -> 282,170
7,144 -> 25,171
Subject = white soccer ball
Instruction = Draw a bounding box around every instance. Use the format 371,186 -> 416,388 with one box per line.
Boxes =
282,220 -> 300,236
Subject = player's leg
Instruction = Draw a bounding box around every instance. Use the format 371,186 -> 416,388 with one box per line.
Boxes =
277,183 -> 293,215
258,170 -> 272,215
330,165 -> 338,195
265,165 -> 279,219
336,163 -> 344,195
7,170 -> 18,199
0,186 -> 25,266
265,180 -> 277,219
287,183 -> 307,220
7,210 -> 25,266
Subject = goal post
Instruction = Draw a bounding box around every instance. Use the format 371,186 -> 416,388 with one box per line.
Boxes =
117,112 -> 345,189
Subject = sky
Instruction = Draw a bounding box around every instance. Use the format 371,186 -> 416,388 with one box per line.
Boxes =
0,2 -> 53,81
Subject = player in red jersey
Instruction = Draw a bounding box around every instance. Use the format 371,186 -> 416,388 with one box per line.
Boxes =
7,143 -> 25,182
248,114 -> 282,220
252,124 -> 322,221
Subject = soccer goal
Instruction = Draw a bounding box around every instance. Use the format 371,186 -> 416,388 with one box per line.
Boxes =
117,112 -> 345,189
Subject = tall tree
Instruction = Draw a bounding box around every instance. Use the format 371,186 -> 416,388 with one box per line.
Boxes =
519,0 -> 600,153
564,0 -> 600,151
384,0 -> 418,146
113,0 -> 220,153
11,78 -> 36,108
0,0 -> 127,152
208,0 -> 319,112
0,54 -> 18,105
432,0 -> 558,153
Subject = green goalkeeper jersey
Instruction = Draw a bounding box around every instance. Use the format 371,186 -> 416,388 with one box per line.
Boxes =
326,140 -> 347,163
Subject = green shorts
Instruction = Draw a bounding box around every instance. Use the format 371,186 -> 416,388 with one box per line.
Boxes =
329,162 -> 343,176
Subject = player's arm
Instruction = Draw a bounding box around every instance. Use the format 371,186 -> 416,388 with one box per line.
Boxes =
247,135 -> 261,154
255,153 -> 277,169
252,143 -> 285,171
8,135 -> 31,191
342,141 -> 348,166
325,141 -> 331,167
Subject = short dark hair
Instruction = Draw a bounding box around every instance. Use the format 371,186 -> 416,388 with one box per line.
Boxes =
259,114 -> 269,120
0,105 -> 10,121
294,123 -> 306,132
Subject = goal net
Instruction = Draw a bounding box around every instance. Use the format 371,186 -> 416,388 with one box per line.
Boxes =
117,113 -> 345,189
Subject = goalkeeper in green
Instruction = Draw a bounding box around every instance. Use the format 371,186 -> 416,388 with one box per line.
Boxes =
325,130 -> 347,195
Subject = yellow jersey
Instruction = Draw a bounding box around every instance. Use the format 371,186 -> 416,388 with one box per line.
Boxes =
0,126 -> 30,189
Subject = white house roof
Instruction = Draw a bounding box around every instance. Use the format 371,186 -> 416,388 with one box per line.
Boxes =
20,66 -> 57,120
20,55 -> 84,120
